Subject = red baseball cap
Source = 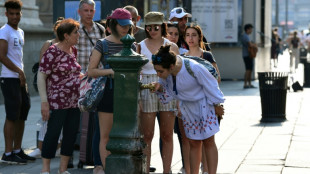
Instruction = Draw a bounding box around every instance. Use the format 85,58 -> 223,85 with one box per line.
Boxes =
107,8 -> 133,26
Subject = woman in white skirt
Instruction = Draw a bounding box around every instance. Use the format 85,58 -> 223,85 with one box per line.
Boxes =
152,45 -> 224,174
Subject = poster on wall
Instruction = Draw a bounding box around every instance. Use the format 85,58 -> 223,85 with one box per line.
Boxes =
192,0 -> 238,43
65,1 -> 101,21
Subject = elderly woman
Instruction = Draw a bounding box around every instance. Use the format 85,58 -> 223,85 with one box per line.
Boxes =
138,11 -> 179,173
87,8 -> 135,173
37,18 -> 81,174
152,45 -> 224,174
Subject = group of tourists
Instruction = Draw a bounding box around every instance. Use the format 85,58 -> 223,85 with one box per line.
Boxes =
0,0 -> 225,174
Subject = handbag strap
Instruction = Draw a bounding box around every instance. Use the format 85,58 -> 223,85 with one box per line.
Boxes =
100,39 -> 113,88
82,26 -> 95,46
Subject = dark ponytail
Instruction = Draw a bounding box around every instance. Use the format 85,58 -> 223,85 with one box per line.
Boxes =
152,45 -> 177,69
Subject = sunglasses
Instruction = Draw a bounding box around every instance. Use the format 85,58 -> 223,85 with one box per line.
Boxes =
175,8 -> 185,14
146,25 -> 160,32
167,21 -> 179,27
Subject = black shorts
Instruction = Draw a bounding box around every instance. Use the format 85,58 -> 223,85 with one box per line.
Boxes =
0,78 -> 31,121
243,56 -> 254,70
97,78 -> 114,113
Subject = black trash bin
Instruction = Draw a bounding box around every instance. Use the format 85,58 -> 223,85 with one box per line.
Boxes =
304,61 -> 310,87
258,72 -> 288,122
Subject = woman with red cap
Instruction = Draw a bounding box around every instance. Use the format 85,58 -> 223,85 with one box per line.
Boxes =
87,8 -> 135,172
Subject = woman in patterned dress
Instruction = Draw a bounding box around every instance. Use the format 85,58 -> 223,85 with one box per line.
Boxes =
37,18 -> 81,174
152,45 -> 224,174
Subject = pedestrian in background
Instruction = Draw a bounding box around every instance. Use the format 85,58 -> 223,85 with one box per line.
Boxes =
271,28 -> 281,68
289,31 -> 300,71
152,45 -> 224,174
169,7 -> 192,50
137,11 -> 179,173
167,21 -> 188,54
76,0 -> 105,173
169,7 -> 211,51
38,18 -> 81,174
87,8 -> 134,173
123,5 -> 146,43
241,24 -> 256,89
0,0 -> 35,165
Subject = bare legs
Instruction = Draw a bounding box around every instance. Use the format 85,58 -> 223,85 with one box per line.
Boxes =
181,134 -> 218,174
140,111 -> 175,173
178,118 -> 191,174
3,119 -> 25,153
203,136 -> 218,174
159,111 -> 175,173
244,70 -> 252,87
140,112 -> 156,173
201,146 -> 209,173
188,140 -> 202,174
98,112 -> 113,170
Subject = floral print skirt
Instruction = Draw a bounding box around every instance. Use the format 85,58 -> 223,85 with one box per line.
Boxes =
180,97 -> 219,140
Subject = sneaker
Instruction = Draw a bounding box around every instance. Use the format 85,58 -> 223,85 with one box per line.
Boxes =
93,165 -> 105,174
248,85 -> 257,88
58,170 -> 70,174
15,149 -> 36,161
28,148 -> 41,158
1,153 -> 27,165
149,166 -> 156,172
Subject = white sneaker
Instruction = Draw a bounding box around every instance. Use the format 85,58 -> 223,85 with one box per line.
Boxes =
55,148 -> 61,157
28,148 -> 41,158
40,172 -> 49,174
58,171 -> 70,174
93,165 -> 105,174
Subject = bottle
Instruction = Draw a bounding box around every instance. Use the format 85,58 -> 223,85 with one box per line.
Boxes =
36,118 -> 44,148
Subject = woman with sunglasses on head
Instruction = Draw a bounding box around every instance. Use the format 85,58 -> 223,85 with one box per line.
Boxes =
152,45 -> 224,174
87,8 -> 135,173
137,11 -> 179,173
183,23 -> 221,83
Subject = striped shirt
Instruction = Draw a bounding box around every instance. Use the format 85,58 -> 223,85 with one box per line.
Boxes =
76,22 -> 105,72
94,39 -> 136,68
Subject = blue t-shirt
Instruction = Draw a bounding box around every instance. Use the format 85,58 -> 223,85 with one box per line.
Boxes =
242,33 -> 250,57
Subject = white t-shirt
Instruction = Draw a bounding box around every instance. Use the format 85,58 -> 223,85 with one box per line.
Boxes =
0,24 -> 24,78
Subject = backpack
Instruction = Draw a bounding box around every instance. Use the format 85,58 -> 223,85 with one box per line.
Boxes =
182,55 -> 218,80
78,39 -> 109,112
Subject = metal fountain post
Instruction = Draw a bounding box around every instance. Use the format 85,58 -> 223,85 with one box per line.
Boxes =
105,34 -> 148,174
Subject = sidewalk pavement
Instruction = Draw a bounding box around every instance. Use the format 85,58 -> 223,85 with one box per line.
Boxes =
1,50 -> 310,174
